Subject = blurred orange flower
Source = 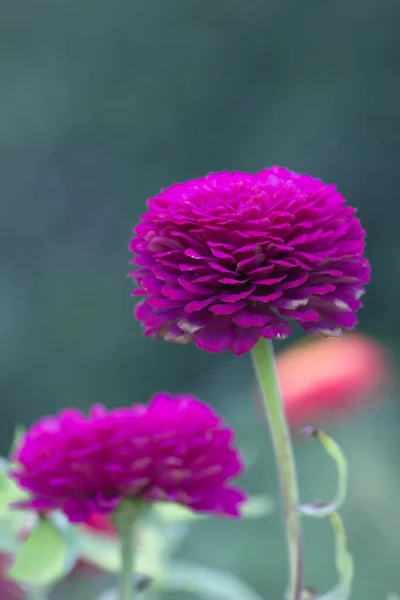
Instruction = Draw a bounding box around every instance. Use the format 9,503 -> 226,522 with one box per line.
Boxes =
276,333 -> 392,427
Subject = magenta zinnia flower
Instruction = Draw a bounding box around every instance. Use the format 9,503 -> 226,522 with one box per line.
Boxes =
10,394 -> 246,522
129,167 -> 370,355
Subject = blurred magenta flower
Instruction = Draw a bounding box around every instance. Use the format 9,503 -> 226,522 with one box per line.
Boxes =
0,554 -> 25,600
10,394 -> 246,522
129,167 -> 370,355
276,333 -> 392,426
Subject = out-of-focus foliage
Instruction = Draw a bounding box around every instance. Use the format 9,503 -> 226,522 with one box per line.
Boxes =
0,460 -> 271,600
0,1 -> 399,599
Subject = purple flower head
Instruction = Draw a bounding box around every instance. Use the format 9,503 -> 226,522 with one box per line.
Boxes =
10,394 -> 246,523
129,167 -> 370,355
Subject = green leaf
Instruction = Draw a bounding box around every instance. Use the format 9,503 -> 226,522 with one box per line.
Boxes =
79,521 -> 166,579
79,531 -> 120,572
9,518 -> 72,585
242,495 -> 275,519
153,495 -> 274,524
9,424 -> 26,454
0,459 -> 28,515
298,428 -> 348,517
153,502 -> 204,523
163,561 -> 265,600
0,459 -> 30,540
47,511 -> 80,575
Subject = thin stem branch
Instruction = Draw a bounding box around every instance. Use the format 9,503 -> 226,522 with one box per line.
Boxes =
251,338 -> 303,600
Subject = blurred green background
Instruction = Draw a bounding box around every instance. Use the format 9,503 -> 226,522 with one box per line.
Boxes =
1,1 -> 400,598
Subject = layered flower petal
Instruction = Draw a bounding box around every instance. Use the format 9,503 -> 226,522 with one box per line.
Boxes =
129,167 -> 370,355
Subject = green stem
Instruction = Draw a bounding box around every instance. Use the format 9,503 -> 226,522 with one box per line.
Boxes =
113,503 -> 138,600
251,338 -> 303,600
120,523 -> 135,600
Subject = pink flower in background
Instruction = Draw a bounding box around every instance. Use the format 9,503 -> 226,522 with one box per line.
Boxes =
276,333 -> 392,426
129,167 -> 370,355
0,554 -> 25,600
11,394 -> 246,522
83,512 -> 116,537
